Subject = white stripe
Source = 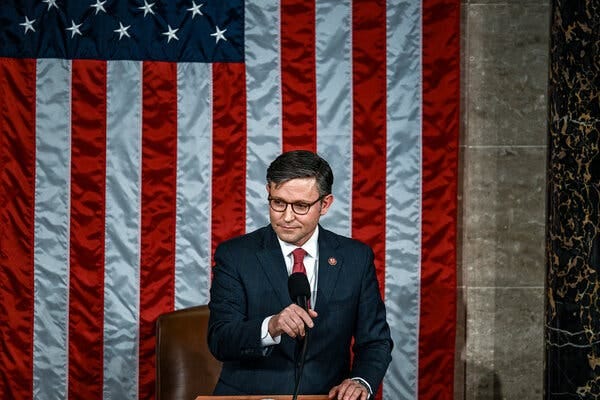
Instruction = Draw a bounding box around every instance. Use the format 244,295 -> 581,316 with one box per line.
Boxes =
103,60 -> 143,400
384,0 -> 423,399
33,58 -> 71,400
175,62 -> 212,308
245,0 -> 282,232
315,0 -> 353,237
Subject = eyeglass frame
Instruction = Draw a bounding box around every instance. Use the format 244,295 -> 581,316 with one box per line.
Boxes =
267,195 -> 326,215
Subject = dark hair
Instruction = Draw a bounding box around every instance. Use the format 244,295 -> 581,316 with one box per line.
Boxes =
266,150 -> 333,196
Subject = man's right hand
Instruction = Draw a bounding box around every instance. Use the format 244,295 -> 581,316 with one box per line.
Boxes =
268,304 -> 318,339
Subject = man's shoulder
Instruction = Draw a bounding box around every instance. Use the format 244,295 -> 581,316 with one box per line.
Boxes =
319,226 -> 371,253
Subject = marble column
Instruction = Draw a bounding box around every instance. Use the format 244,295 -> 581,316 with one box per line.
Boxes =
546,1 -> 600,398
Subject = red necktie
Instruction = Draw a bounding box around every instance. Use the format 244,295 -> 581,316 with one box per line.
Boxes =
291,248 -> 310,308
292,248 -> 307,274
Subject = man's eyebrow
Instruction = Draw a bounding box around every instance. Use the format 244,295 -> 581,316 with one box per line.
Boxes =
270,196 -> 312,204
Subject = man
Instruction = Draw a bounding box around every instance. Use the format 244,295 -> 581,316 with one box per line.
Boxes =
208,150 -> 392,400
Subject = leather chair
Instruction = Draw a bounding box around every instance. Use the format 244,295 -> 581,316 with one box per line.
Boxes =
156,305 -> 222,400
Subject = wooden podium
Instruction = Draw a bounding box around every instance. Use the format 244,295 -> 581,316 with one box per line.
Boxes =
195,396 -> 329,400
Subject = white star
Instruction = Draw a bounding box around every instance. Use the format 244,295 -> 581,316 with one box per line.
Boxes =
210,26 -> 227,43
114,22 -> 131,40
138,0 -> 155,17
90,0 -> 107,15
43,0 -> 59,10
187,1 -> 204,18
20,16 -> 36,34
66,20 -> 83,38
162,25 -> 179,43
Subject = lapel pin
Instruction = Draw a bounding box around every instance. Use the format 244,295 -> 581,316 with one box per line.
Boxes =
328,257 -> 337,266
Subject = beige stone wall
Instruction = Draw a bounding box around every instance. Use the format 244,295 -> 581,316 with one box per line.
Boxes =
456,1 -> 549,398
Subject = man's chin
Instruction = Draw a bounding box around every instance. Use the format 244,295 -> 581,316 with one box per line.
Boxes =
276,231 -> 297,243
274,229 -> 300,244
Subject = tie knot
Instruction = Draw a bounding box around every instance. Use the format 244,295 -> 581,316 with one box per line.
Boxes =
292,248 -> 306,263
291,248 -> 307,274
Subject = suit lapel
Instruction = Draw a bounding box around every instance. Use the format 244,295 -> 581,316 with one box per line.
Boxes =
315,227 -> 342,311
256,226 -> 290,309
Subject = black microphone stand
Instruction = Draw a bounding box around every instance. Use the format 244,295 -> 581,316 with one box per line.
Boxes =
288,273 -> 311,400
292,320 -> 309,400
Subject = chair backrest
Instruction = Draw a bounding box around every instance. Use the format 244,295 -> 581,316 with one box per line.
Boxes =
155,305 -> 222,400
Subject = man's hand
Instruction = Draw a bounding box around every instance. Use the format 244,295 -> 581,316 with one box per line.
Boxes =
268,304 -> 318,338
329,379 -> 370,400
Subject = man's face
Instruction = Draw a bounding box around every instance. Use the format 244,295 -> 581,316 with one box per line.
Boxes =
267,177 -> 333,247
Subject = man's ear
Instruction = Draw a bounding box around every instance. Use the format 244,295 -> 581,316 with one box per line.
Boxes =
319,194 -> 334,216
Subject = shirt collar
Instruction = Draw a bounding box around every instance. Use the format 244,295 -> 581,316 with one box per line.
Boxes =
277,225 -> 319,259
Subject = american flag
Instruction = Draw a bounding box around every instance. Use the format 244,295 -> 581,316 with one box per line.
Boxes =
0,1 -> 459,399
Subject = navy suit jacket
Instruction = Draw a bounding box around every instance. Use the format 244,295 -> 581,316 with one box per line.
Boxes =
208,225 -> 392,396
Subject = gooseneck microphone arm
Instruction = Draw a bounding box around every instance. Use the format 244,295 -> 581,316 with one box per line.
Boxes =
293,329 -> 309,400
288,272 -> 311,400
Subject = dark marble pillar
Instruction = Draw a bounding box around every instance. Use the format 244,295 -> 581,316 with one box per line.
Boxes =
546,0 -> 600,398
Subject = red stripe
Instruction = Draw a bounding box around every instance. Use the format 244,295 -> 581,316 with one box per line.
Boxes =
0,58 -> 36,400
211,62 -> 247,258
68,59 -> 107,400
280,0 -> 317,152
351,0 -> 387,294
139,62 -> 178,400
351,2 -> 387,399
420,0 -> 460,399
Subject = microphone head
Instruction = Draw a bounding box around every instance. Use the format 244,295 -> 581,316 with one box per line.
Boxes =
288,272 -> 311,302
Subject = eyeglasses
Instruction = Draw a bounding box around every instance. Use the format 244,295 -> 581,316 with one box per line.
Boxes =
268,195 -> 324,215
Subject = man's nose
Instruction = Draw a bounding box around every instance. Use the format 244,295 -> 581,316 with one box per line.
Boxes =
282,206 -> 295,221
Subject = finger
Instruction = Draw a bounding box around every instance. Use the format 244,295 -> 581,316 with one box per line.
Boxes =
282,316 -> 303,337
282,307 -> 302,325
341,381 -> 366,400
282,322 -> 300,338
328,385 -> 340,399
298,313 -> 314,329
292,319 -> 305,337
291,307 -> 314,329
354,385 -> 368,400
288,303 -> 305,313
285,312 -> 309,337
282,306 -> 311,332
342,386 -> 360,400
336,383 -> 351,399
273,312 -> 294,336
289,310 -> 308,333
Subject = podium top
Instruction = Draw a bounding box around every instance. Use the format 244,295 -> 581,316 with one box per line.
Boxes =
195,396 -> 329,400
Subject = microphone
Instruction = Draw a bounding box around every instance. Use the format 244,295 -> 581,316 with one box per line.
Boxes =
288,272 -> 311,310
287,272 -> 311,400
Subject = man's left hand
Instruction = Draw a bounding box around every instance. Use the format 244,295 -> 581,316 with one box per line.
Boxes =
328,379 -> 369,400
